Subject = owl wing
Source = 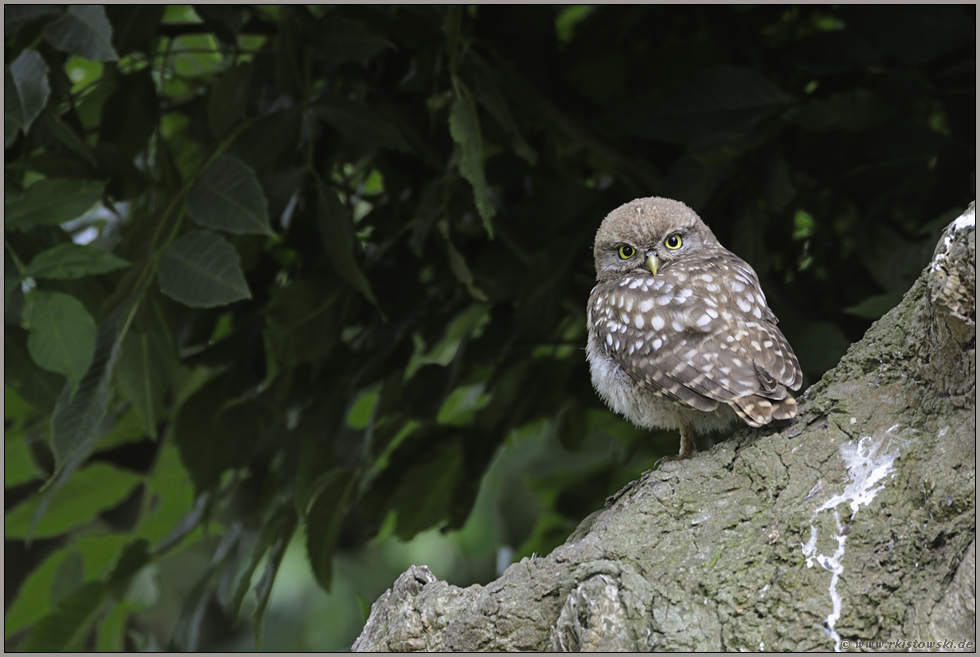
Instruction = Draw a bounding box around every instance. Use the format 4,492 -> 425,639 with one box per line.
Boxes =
590,263 -> 801,417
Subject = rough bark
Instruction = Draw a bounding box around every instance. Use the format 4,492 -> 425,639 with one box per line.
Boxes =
354,205 -> 976,653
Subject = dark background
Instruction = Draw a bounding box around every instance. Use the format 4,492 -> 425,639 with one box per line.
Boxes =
4,4 -> 974,650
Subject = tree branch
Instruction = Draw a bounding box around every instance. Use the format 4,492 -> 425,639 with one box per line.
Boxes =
354,203 -> 976,652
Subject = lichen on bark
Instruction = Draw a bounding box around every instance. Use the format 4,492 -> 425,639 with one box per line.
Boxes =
354,205 -> 976,653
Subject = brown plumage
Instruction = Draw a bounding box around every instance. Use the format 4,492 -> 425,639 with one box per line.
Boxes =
586,197 -> 802,462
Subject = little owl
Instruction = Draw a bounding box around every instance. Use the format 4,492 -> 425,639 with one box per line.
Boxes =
586,197 -> 802,463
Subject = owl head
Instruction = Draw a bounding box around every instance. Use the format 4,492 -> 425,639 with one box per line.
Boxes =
593,197 -> 721,283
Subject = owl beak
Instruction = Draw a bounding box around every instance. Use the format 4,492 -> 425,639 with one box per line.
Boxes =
646,253 -> 660,276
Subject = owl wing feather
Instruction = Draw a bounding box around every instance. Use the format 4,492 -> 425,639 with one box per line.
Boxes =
590,254 -> 801,421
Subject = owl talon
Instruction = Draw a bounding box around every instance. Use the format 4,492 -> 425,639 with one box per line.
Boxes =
654,439 -> 697,469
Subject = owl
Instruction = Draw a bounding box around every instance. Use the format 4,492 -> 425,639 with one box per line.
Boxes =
586,197 -> 802,463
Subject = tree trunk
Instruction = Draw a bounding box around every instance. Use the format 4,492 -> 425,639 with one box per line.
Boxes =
353,205 -> 976,653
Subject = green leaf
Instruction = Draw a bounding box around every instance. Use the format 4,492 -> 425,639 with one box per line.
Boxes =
139,443 -> 198,548
5,463 -> 142,539
4,179 -> 106,231
5,328 -> 66,414
783,90 -> 886,134
206,63 -> 252,137
305,468 -> 358,590
251,511 -> 297,648
50,550 -> 85,605
105,5 -> 166,57
95,602 -> 128,651
5,429 -> 41,486
173,375 -> 266,492
20,581 -> 109,651
107,539 -> 151,600
315,98 -> 410,152
471,63 -> 537,165
157,230 -> 251,308
389,436 -> 463,540
437,221 -> 488,302
600,65 -> 795,143
449,80 -> 495,236
44,5 -> 119,62
4,5 -> 60,36
24,243 -> 130,280
115,323 -> 177,438
187,155 -> 272,235
38,112 -> 101,168
843,293 -> 904,320
264,277 -> 342,367
225,108 -> 302,171
319,17 -> 392,64
26,290 -> 96,387
314,176 -> 378,306
229,505 -> 297,622
98,69 -> 159,158
49,309 -> 122,467
98,406 -> 147,450
4,535 -> 129,640
5,48 -> 50,133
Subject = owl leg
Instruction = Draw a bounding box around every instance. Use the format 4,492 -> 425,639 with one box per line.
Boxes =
654,422 -> 697,468
677,422 -> 697,459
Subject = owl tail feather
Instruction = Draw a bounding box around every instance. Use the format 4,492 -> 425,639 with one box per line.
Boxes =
730,393 -> 797,427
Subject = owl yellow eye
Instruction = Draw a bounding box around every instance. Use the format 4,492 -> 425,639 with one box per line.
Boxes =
664,234 -> 682,250
618,245 -> 635,259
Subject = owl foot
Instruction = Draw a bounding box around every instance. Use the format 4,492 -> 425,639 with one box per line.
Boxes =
654,423 -> 697,468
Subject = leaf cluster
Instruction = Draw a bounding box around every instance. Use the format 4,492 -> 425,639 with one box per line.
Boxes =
4,4 -> 974,650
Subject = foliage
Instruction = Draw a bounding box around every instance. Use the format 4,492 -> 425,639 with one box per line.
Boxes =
4,4 -> 974,651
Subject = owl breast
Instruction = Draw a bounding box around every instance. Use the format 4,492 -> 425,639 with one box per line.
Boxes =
585,312 -> 738,434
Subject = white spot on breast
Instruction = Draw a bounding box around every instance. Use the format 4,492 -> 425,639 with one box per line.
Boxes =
696,314 -> 711,327
606,334 -> 613,346
706,283 -> 719,293
624,297 -> 634,312
675,273 -> 687,282
737,297 -> 752,313
731,281 -> 745,293
745,292 -> 755,304
620,312 -> 629,325
702,274 -> 714,282
763,340 -> 773,348
635,340 -> 644,351
672,321 -> 684,332
652,338 -> 662,350
753,306 -> 762,319
629,280 -> 641,289
639,299 -> 655,312
656,295 -> 671,306
634,314 -> 645,329
651,316 -> 665,331
751,340 -> 761,351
